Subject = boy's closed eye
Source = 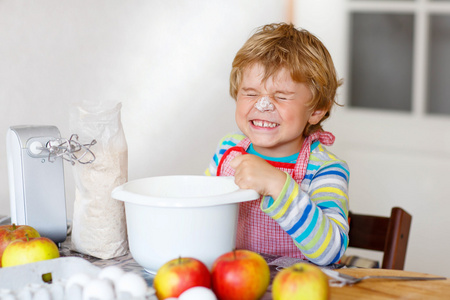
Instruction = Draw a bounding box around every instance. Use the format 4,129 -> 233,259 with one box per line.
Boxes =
239,87 -> 295,102
273,93 -> 294,102
275,96 -> 288,101
240,88 -> 260,98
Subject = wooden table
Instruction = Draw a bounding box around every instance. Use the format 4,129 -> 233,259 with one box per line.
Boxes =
261,264 -> 449,300
329,268 -> 450,299
59,239 -> 450,299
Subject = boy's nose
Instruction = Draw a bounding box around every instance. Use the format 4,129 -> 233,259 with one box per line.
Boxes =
254,96 -> 275,112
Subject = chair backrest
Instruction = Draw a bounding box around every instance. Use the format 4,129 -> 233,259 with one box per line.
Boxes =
348,207 -> 412,270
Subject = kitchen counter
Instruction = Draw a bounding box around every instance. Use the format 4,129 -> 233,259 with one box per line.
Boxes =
2,237 -> 448,299
2,218 -> 338,298
3,218 -> 448,299
59,236 -> 154,286
59,236 -> 343,300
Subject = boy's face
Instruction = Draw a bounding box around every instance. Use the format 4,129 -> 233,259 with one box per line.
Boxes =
235,63 -> 324,157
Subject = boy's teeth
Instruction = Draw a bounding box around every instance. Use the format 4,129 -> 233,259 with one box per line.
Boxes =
252,120 -> 278,128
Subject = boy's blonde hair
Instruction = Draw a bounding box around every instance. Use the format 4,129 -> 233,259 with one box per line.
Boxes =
230,23 -> 342,136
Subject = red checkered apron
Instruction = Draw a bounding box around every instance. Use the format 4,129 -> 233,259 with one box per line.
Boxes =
217,131 -> 335,258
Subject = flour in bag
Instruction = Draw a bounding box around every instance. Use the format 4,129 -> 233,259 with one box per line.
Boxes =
70,101 -> 128,259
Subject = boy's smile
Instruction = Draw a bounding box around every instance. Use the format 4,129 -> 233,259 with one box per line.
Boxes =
251,120 -> 279,128
235,63 -> 324,158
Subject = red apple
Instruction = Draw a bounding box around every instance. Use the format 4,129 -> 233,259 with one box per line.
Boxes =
272,262 -> 329,300
0,223 -> 40,267
153,257 -> 211,300
211,250 -> 270,300
1,236 -> 60,267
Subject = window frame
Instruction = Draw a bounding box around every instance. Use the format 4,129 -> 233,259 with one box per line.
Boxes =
347,0 -> 450,117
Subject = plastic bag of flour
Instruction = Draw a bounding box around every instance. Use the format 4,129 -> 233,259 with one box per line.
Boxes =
70,101 -> 128,259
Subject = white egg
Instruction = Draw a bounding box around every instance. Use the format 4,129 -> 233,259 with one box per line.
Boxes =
0,288 -> 13,295
66,272 -> 93,289
178,287 -> 217,300
116,291 -> 133,299
0,292 -> 17,300
83,278 -> 115,300
115,272 -> 148,298
65,284 -> 82,300
16,288 -> 33,300
0,293 -> 16,300
25,283 -> 42,292
33,287 -> 51,300
49,282 -> 65,299
98,266 -> 125,285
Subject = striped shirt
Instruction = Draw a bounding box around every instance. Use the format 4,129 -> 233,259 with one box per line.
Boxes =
205,132 -> 350,265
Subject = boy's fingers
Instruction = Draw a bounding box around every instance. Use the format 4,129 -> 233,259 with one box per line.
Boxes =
229,154 -> 244,169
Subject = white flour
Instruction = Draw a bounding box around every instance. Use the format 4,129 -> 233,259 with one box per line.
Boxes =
71,149 -> 128,259
69,101 -> 129,259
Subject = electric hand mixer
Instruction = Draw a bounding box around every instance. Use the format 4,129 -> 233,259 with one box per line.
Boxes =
6,125 -> 96,244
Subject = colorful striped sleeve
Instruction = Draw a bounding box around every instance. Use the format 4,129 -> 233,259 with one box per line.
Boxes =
205,132 -> 246,176
261,146 -> 349,265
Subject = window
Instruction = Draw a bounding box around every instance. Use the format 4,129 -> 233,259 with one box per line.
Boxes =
348,0 -> 450,116
428,14 -> 450,115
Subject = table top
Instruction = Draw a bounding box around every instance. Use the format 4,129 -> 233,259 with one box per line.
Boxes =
327,268 -> 450,299
60,238 -> 450,299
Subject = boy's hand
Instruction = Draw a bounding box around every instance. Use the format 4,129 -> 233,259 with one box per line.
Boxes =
230,154 -> 287,199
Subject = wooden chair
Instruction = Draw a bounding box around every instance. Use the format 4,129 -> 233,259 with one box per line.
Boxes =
348,207 -> 412,270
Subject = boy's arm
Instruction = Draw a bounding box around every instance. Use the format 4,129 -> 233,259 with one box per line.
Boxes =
205,132 -> 246,176
205,160 -> 217,176
261,161 -> 349,266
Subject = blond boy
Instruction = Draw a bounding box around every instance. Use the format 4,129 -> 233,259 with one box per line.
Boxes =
206,23 -> 349,265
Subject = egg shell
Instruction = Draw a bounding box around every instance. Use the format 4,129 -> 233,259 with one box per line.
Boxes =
178,286 -> 217,300
66,272 -> 93,289
115,272 -> 148,298
0,289 -> 13,295
65,284 -> 83,300
33,287 -> 52,300
98,266 -> 125,284
49,282 -> 65,299
16,288 -> 33,300
116,291 -> 133,299
0,293 -> 16,300
83,278 -> 115,300
25,283 -> 42,292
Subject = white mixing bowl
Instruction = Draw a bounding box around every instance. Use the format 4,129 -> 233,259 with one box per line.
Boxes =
111,175 -> 259,274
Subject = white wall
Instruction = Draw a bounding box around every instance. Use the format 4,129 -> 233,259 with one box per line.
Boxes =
296,0 -> 450,277
0,2 -> 284,220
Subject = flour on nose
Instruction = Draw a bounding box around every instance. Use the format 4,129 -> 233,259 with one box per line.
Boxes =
254,96 -> 275,112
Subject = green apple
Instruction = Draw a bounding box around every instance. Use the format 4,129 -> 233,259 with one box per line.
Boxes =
153,257 -> 211,300
211,249 -> 270,300
1,235 -> 60,267
0,223 -> 40,267
272,262 -> 329,300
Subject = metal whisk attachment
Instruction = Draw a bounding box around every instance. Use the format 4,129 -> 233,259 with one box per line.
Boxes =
45,134 -> 97,165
